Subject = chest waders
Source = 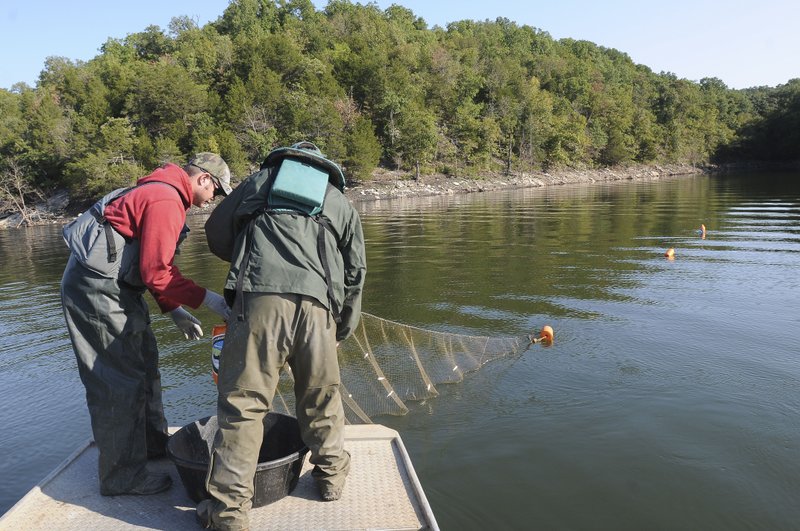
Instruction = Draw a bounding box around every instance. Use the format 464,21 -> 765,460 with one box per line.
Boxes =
61,181 -> 184,494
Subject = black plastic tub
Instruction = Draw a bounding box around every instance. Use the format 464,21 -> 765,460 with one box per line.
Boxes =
167,413 -> 309,507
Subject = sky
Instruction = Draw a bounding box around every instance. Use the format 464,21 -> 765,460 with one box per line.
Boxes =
1,1 -> 798,91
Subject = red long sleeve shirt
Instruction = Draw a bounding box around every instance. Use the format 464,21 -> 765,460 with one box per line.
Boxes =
103,164 -> 206,312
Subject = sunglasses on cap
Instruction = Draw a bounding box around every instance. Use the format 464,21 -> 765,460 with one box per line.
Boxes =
190,163 -> 226,197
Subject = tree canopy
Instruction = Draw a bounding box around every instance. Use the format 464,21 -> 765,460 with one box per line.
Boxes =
0,0 -> 796,212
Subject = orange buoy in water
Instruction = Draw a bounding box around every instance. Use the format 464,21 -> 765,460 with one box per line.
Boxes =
539,325 -> 554,343
665,248 -> 675,259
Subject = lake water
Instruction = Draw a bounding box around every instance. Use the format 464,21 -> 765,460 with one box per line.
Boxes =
1,172 -> 799,529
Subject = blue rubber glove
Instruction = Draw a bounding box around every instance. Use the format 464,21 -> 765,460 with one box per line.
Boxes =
203,289 -> 231,321
170,306 -> 203,340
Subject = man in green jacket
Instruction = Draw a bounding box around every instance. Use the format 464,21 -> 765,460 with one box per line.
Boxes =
198,142 -> 366,530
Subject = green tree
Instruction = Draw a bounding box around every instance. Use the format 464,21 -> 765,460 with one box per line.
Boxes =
0,0 -> 794,214
124,60 -> 209,149
125,25 -> 174,61
20,86 -> 73,185
65,117 -> 143,198
395,106 -> 438,180
726,79 -> 800,162
343,115 -> 382,182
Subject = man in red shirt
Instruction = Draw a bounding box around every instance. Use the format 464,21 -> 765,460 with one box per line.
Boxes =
61,153 -> 233,496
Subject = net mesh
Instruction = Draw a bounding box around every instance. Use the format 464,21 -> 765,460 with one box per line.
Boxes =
265,312 -> 535,424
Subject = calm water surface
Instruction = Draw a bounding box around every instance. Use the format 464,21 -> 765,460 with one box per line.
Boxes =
1,173 -> 799,530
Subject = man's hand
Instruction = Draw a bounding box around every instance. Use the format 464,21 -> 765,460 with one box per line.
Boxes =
170,306 -> 203,340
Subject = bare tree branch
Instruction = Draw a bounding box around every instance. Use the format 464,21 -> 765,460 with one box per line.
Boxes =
0,158 -> 43,227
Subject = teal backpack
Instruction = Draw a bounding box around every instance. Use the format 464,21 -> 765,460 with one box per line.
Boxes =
262,141 -> 345,215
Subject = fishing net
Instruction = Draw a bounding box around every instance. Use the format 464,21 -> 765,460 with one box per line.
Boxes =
212,312 -> 548,424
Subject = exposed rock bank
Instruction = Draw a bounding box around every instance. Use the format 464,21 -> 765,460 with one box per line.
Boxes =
346,163 -> 705,202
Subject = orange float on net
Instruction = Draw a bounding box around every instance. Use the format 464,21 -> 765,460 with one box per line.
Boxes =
539,325 -> 554,343
665,248 -> 675,259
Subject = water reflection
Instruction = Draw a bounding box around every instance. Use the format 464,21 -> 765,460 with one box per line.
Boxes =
1,173 -> 800,529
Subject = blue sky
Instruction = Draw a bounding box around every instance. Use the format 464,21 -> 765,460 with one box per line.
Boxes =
1,1 -> 798,90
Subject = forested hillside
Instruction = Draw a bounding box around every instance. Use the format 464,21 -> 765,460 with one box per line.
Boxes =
1,0 -> 798,215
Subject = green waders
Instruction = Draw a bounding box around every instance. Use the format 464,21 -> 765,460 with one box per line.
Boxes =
201,293 -> 350,530
60,255 -> 169,494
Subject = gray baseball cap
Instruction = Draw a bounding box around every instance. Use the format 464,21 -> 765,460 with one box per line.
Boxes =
189,152 -> 232,196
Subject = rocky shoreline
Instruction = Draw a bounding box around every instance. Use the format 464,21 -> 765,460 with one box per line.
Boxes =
0,163 -> 705,228
346,163 -> 704,203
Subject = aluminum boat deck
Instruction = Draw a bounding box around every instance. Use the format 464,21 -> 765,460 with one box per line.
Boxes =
0,424 -> 438,530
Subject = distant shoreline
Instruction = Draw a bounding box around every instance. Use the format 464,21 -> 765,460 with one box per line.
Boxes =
0,162 -> 768,229
344,163 -> 706,204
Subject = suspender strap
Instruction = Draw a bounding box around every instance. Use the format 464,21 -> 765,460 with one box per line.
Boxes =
89,207 -> 119,264
235,219 -> 256,322
104,223 -> 118,262
315,216 -> 342,324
